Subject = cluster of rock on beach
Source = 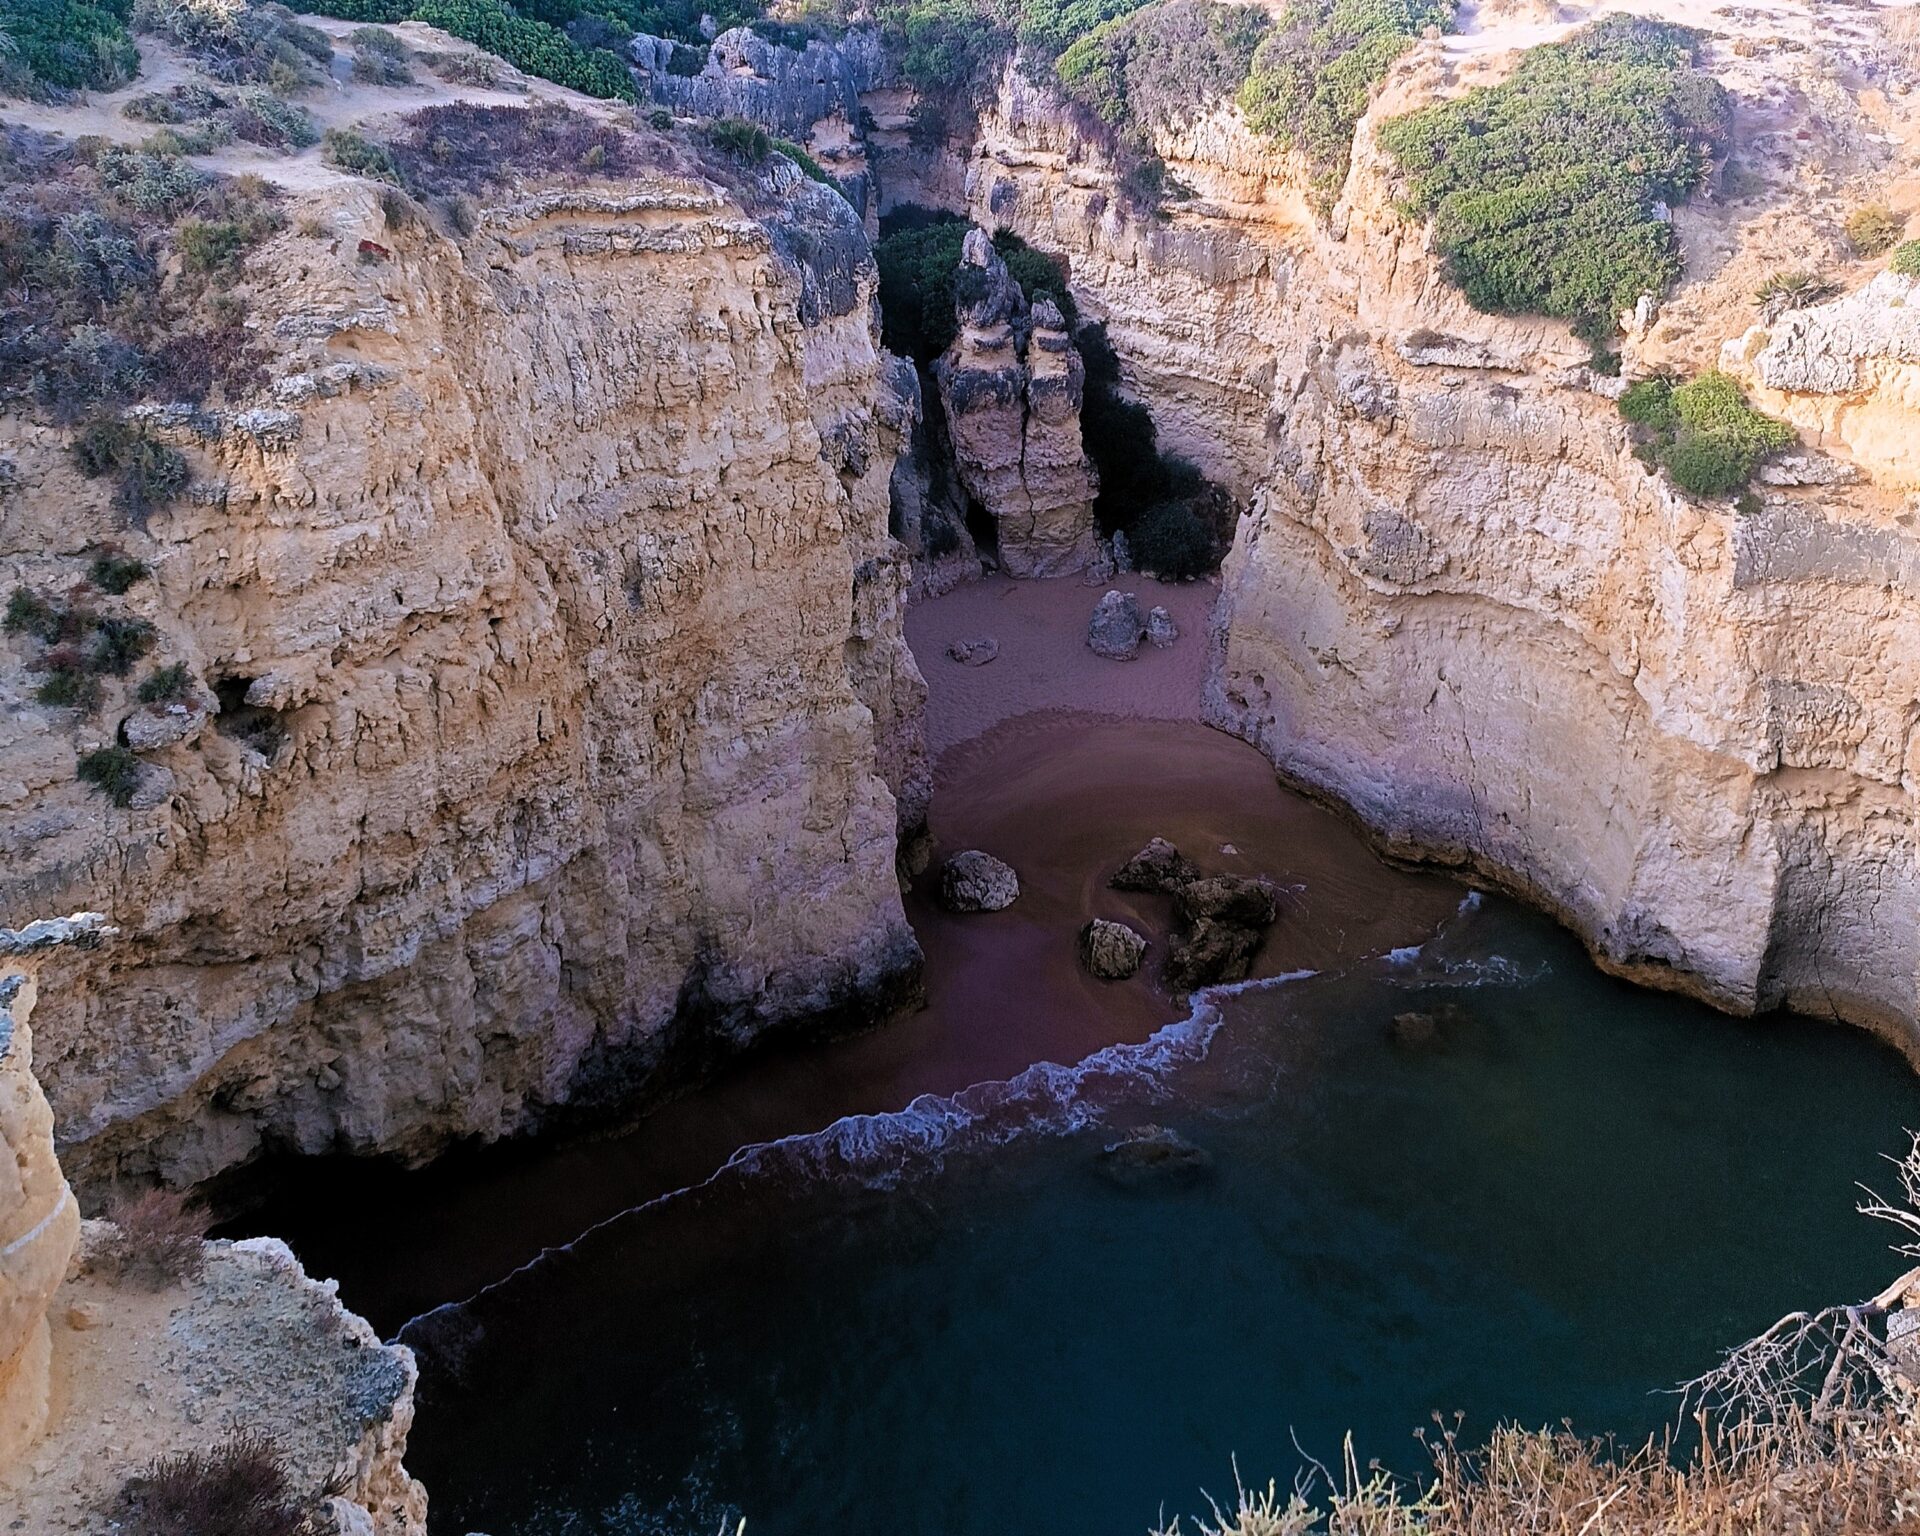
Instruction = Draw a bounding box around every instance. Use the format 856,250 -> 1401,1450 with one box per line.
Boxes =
935,836 -> 1280,993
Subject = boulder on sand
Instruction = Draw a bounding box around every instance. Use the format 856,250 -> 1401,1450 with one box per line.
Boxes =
1079,918 -> 1147,979
947,636 -> 999,666
938,850 -> 1020,912
1165,874 -> 1281,991
1087,590 -> 1145,660
1146,606 -> 1179,648
1109,837 -> 1199,893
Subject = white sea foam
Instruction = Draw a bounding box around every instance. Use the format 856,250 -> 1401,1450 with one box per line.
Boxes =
397,969 -> 1316,1348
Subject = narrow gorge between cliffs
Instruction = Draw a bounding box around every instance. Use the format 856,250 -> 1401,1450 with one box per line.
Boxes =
5,0 -> 1920,1529
239,578 -> 1920,1536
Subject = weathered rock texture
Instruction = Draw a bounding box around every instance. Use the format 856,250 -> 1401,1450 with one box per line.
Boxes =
889,1 -> 1920,1043
0,150 -> 926,1190
4,1229 -> 428,1536
934,230 -> 1101,576
0,920 -> 97,1473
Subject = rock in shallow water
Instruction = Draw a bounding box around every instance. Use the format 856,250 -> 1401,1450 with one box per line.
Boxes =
938,850 -> 1020,912
1110,837 -> 1199,893
1094,1125 -> 1215,1188
1079,918 -> 1147,979
1087,590 -> 1145,660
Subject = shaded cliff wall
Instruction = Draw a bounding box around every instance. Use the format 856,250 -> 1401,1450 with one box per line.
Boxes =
0,159 -> 926,1191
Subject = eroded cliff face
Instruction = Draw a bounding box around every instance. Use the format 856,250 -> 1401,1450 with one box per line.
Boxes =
0,138 -> 927,1190
892,0 -> 1920,1042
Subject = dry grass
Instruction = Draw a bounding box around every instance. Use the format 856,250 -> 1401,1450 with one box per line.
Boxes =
99,1186 -> 209,1289
119,1429 -> 311,1536
1155,1411 -> 1920,1536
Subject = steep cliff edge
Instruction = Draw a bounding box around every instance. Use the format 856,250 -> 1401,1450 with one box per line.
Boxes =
895,0 -> 1920,1041
0,75 -> 927,1192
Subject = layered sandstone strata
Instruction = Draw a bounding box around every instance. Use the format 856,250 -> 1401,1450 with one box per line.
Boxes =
0,919 -> 93,1472
0,148 -> 926,1190
900,1 -> 1920,1040
934,229 -> 1101,576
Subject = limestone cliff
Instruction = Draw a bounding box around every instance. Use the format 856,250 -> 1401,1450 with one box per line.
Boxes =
884,0 -> 1920,1043
0,114 -> 927,1190
933,229 -> 1101,576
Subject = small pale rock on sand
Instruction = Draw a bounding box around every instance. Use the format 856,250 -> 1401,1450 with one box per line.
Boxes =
1079,918 -> 1148,980
938,850 -> 1020,912
1146,606 -> 1179,649
947,636 -> 1000,667
1087,590 -> 1145,660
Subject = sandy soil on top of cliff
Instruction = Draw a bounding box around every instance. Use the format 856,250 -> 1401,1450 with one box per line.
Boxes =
905,573 -> 1219,753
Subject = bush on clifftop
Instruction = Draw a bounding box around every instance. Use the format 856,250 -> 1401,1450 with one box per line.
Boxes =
1618,371 -> 1792,500
1377,16 -> 1729,333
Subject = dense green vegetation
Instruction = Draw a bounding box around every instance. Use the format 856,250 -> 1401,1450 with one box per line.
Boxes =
875,213 -> 1075,362
1892,240 -> 1920,278
1238,0 -> 1450,200
1,0 -> 140,92
1056,0 -> 1265,143
1618,371 -> 1792,502
301,0 -> 637,97
1377,16 -> 1729,334
5,581 -> 157,711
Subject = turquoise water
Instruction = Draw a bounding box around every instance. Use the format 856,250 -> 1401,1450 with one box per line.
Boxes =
398,893 -> 1920,1535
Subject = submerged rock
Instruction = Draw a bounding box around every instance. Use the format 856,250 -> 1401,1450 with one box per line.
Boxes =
1079,918 -> 1147,979
938,850 -> 1020,912
1095,1125 -> 1214,1188
1087,590 -> 1145,660
1146,605 -> 1179,648
946,636 -> 1000,667
1110,837 -> 1199,893
1389,1003 -> 1471,1049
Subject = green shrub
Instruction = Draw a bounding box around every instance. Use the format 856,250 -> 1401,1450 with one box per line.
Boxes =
1753,269 -> 1838,322
1845,204 -> 1904,259
770,135 -> 831,185
889,0 -> 1007,96
231,88 -> 319,147
71,419 -> 189,526
352,44 -> 415,83
302,0 -> 637,97
1618,371 -> 1792,500
96,146 -> 207,216
992,228 -> 1077,327
36,662 -> 103,710
1378,16 -> 1729,330
88,547 -> 150,592
4,588 -> 63,642
1017,0 -> 1152,61
706,116 -> 770,162
89,613 -> 156,673
5,0 -> 141,92
1130,497 -> 1215,577
1891,239 -> 1920,278
648,107 -> 673,129
78,745 -> 143,805
137,661 -> 193,702
350,22 -> 409,53
1238,0 -> 1453,203
322,126 -> 404,182
132,0 -> 335,90
1057,0 -> 1267,144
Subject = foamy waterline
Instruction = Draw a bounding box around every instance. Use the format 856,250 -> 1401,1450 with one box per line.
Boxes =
394,968 -> 1317,1349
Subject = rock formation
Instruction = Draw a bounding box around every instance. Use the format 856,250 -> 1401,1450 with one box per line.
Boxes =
1079,918 -> 1147,980
1087,590 -> 1146,659
0,919 -> 94,1473
0,139 -> 926,1192
900,6 -> 1920,1044
934,230 -> 1101,576
938,850 -> 1021,912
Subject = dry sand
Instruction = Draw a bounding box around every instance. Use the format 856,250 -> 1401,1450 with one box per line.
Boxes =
906,573 -> 1219,752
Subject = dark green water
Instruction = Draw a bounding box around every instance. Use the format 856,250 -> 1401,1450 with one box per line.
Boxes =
400,894 -> 1918,1535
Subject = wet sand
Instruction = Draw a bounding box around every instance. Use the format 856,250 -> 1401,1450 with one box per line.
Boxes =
238,574 -> 1463,1333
